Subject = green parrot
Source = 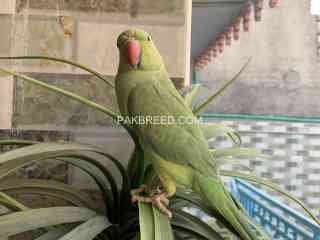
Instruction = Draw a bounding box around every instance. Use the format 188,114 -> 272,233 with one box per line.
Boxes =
115,29 -> 269,240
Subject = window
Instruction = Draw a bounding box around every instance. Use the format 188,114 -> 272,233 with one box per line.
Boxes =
311,0 -> 320,15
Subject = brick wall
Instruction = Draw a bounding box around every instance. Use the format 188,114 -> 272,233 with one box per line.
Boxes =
208,119 -> 320,218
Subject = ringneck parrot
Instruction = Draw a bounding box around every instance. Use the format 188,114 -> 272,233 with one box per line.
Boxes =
115,29 -> 269,240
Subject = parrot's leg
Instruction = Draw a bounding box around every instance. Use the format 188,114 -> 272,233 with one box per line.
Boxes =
150,191 -> 172,217
130,185 -> 150,203
150,173 -> 177,218
130,184 -> 165,204
130,173 -> 176,218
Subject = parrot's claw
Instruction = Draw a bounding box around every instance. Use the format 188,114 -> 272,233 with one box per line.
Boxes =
151,192 -> 172,218
130,185 -> 148,203
130,186 -> 172,218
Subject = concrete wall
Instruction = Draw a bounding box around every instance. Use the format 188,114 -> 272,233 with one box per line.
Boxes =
0,2 -> 15,129
0,0 -> 191,130
0,0 -> 191,188
0,77 -> 13,129
198,0 -> 320,117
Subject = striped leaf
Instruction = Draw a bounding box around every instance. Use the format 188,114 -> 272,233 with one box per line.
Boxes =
0,207 -> 97,238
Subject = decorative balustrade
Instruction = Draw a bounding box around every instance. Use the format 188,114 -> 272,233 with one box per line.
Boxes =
230,178 -> 320,240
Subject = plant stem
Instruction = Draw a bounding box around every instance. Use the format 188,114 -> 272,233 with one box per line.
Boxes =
0,56 -> 114,88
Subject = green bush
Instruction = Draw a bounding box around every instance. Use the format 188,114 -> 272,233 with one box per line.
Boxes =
0,56 -> 317,240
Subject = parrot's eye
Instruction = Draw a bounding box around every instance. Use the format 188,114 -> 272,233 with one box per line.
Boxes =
117,36 -> 127,49
147,36 -> 152,41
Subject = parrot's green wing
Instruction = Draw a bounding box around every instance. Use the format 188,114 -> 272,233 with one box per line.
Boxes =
127,81 -> 215,176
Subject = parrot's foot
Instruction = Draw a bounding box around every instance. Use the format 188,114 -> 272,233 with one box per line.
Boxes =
130,185 -> 172,218
151,192 -> 172,218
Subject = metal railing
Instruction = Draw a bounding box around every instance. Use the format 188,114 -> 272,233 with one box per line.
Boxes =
230,178 -> 320,240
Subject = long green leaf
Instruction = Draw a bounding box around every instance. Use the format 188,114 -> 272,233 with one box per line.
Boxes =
171,209 -> 223,240
193,58 -> 251,116
215,158 -> 253,172
153,207 -> 174,240
139,202 -> 155,240
0,139 -> 37,146
0,56 -> 114,88
0,142 -> 128,222
61,156 -> 116,219
200,123 -> 241,146
221,170 -> 320,225
0,192 -> 60,233
0,207 -> 97,237
34,226 -> 74,240
173,190 -> 242,237
0,67 -> 121,125
0,179 -> 98,211
210,147 -> 269,160
173,190 -> 211,213
3,142 -> 130,199
0,67 -> 140,145
58,215 -> 112,240
184,84 -> 204,109
0,198 -> 16,212
173,229 -> 208,240
0,191 -> 29,211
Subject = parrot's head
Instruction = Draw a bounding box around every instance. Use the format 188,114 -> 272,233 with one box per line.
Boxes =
116,29 -> 164,72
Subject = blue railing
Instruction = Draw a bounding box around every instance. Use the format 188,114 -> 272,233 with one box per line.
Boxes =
230,178 -> 320,240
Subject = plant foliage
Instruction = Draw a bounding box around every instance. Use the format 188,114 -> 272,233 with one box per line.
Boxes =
0,56 -> 318,240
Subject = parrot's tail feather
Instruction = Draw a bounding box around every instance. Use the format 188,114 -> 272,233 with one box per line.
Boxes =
194,173 -> 270,240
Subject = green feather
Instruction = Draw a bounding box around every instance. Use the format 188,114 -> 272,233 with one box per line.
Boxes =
115,29 -> 270,240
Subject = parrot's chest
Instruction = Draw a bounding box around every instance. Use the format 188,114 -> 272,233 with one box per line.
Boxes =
115,70 -> 162,116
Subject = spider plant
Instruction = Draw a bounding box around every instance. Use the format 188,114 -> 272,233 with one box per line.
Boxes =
0,56 -> 318,240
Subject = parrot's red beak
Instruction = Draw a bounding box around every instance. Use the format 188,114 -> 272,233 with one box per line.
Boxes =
127,40 -> 141,68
